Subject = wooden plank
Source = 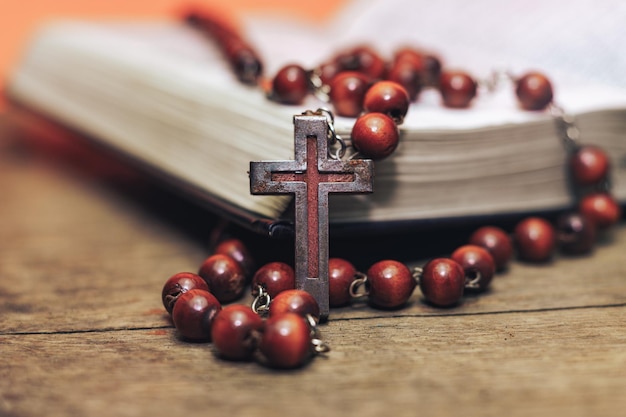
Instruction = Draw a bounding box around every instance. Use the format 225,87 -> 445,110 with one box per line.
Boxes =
1,306 -> 625,417
1,128 -> 626,417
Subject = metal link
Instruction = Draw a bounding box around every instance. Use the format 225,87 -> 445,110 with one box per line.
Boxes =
329,136 -> 347,160
307,108 -> 349,160
411,266 -> 423,285
308,68 -> 331,103
305,313 -> 331,354
311,338 -> 331,354
478,69 -> 515,94
348,272 -> 369,299
251,285 -> 271,316
464,271 -> 482,290
550,103 -> 580,152
300,108 -> 361,161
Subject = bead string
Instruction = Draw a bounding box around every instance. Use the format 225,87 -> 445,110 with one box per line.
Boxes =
185,10 -> 561,118
161,104 -> 620,369
160,11 -> 622,370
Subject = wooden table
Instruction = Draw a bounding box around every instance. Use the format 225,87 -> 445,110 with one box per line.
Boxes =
1,117 -> 625,417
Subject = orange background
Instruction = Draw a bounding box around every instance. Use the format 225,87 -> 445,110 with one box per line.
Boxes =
0,0 -> 346,107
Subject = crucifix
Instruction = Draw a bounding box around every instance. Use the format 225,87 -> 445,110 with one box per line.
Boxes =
249,112 -> 374,319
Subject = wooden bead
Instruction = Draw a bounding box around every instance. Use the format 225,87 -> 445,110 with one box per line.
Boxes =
419,258 -> 465,307
557,212 -> 596,255
569,146 -> 610,186
317,60 -> 342,86
468,226 -> 513,270
233,49 -> 263,85
161,272 -> 210,314
366,260 -> 416,309
251,262 -> 295,298
439,71 -> 477,108
579,193 -> 622,230
335,46 -> 386,80
363,81 -> 410,124
351,112 -> 399,160
451,245 -> 496,291
258,313 -> 312,369
211,305 -> 264,361
269,289 -> 320,321
328,71 -> 370,117
198,254 -> 246,303
386,62 -> 422,102
224,41 -> 263,86
393,48 -> 425,70
514,217 -> 556,262
393,48 -> 441,86
328,258 -> 357,307
271,64 -> 309,105
171,289 -> 221,341
421,54 -> 443,87
515,72 -> 553,111
214,238 -> 255,279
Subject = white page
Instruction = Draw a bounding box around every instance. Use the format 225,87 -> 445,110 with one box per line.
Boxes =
241,0 -> 626,131
245,0 -> 626,89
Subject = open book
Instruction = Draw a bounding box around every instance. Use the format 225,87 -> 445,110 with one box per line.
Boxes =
6,0 -> 626,235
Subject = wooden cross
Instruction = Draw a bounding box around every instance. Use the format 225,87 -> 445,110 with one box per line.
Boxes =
249,113 -> 374,319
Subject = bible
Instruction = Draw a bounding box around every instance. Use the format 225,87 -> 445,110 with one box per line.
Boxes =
6,0 -> 626,236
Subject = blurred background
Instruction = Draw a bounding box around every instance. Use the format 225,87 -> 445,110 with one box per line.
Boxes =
2,0 -> 625,90
0,0 -> 346,110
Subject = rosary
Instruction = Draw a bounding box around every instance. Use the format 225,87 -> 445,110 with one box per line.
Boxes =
160,11 -> 622,369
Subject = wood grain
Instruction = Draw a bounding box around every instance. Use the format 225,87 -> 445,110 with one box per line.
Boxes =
1,128 -> 625,417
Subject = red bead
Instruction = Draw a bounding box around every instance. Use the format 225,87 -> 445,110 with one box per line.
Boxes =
161,272 -> 210,314
514,217 -> 556,262
251,262 -> 295,298
451,245 -> 496,291
317,60 -> 342,86
271,64 -> 309,105
569,146 -> 610,186
258,313 -> 312,369
351,112 -> 399,160
335,46 -> 386,80
515,72 -> 553,111
579,193 -> 622,230
366,260 -> 416,309
269,289 -> 320,321
363,81 -> 410,124
211,305 -> 264,361
171,289 -> 221,341
214,238 -> 255,279
421,54 -> 443,87
394,49 -> 443,87
439,71 -> 477,108
419,258 -> 465,307
198,254 -> 246,303
393,48 -> 425,70
386,62 -> 422,101
328,258 -> 357,307
556,212 -> 596,255
468,226 -> 513,271
224,40 -> 263,86
328,71 -> 370,117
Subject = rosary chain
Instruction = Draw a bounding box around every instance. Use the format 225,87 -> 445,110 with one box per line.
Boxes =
303,108 -> 349,160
